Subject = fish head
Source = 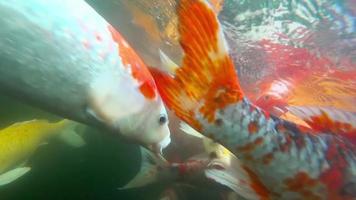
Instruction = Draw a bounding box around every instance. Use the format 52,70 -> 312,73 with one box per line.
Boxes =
86,25 -> 171,153
132,98 -> 171,154
87,70 -> 171,153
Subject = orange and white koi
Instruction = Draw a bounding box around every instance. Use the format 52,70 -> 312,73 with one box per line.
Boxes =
150,0 -> 356,199
0,0 -> 170,152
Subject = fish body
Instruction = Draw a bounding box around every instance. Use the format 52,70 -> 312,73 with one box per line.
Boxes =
123,122 -> 258,200
123,147 -> 210,189
0,0 -> 170,151
151,0 -> 356,199
252,40 -> 356,118
0,119 -> 84,185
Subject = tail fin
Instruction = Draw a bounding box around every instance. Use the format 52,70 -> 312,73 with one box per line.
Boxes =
150,0 -> 244,130
119,147 -> 168,189
56,120 -> 86,148
205,159 -> 267,200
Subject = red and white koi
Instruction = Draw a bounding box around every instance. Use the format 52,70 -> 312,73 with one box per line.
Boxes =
150,0 -> 356,199
0,0 -> 170,152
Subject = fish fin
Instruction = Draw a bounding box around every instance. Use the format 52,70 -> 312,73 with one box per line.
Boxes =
57,120 -> 86,148
0,167 -> 31,186
179,122 -> 203,138
158,49 -> 179,74
150,0 -> 243,129
159,187 -> 180,200
180,121 -> 227,156
119,147 -> 167,189
288,106 -> 356,142
205,160 -> 263,200
6,119 -> 47,128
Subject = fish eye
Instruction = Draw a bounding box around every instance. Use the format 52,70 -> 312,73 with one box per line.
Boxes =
159,114 -> 168,125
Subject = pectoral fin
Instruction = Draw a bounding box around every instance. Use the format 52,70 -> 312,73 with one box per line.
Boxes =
119,147 -> 167,189
0,167 -> 31,186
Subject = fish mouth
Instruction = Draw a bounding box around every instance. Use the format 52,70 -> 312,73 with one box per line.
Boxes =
146,134 -> 171,155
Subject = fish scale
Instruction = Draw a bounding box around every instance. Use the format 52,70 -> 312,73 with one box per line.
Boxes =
150,1 -> 356,197
196,98 -> 356,198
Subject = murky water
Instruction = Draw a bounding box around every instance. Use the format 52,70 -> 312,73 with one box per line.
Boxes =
0,0 -> 355,199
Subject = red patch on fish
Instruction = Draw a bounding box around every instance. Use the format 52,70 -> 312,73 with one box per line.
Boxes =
284,172 -> 322,200
237,137 -> 264,153
248,121 -> 259,134
319,140 -> 353,200
262,153 -> 274,165
305,111 -> 356,144
243,166 -> 271,200
108,25 -> 156,99
150,0 -> 243,131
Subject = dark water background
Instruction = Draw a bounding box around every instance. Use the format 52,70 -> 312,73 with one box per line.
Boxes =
0,95 -> 227,200
0,94 -> 168,200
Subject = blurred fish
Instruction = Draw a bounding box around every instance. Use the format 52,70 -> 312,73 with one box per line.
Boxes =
252,40 -> 356,119
0,0 -> 170,152
0,119 -> 85,186
122,122 -> 256,200
150,0 -> 356,199
86,0 -> 224,68
118,0 -> 224,44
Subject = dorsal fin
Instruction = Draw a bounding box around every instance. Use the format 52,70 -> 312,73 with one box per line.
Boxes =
150,0 -> 244,130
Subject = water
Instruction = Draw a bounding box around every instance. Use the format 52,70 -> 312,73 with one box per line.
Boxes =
0,0 -> 355,199
0,95 -> 226,199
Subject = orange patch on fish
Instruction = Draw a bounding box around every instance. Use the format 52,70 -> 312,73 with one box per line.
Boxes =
108,25 -> 156,99
139,81 -> 156,99
305,111 -> 356,144
262,153 -> 274,165
151,0 -> 243,128
149,67 -> 203,131
306,111 -> 354,133
237,137 -> 264,153
243,166 -> 271,200
248,121 -> 259,134
284,172 -> 322,200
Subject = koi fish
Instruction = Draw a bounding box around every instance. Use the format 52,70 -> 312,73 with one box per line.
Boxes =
122,122 -> 257,200
0,0 -> 170,152
150,0 -> 356,199
0,119 -> 84,186
251,40 -> 356,118
87,0 -> 225,68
